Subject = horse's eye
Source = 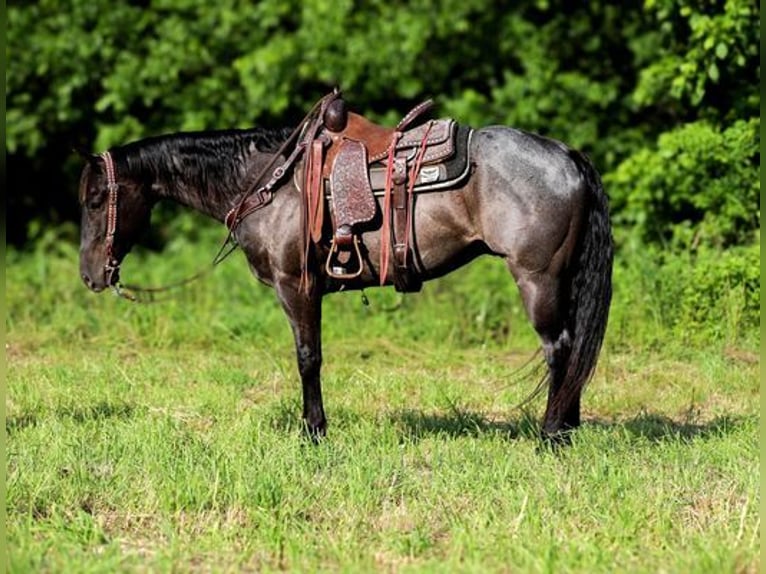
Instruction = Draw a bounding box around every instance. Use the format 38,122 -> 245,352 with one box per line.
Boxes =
86,188 -> 107,210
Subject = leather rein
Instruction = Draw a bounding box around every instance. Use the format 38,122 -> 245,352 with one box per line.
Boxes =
98,91 -> 340,303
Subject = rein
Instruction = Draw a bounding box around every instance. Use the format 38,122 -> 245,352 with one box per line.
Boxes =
224,90 -> 340,229
99,90 -> 340,303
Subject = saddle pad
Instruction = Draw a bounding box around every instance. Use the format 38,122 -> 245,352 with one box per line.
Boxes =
369,119 -> 456,163
329,139 -> 377,227
368,124 -> 473,192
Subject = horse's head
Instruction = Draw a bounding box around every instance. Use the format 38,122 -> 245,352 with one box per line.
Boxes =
78,151 -> 153,292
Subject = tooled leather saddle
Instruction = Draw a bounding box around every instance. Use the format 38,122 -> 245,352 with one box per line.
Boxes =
304,93 -> 472,292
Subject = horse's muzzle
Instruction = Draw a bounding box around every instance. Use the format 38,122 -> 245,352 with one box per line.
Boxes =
81,264 -> 120,292
81,272 -> 107,293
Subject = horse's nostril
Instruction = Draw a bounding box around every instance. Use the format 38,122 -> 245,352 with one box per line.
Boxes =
82,272 -> 106,293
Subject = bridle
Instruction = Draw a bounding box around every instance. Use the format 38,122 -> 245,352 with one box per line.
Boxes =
95,150 -> 236,302
99,151 -> 122,289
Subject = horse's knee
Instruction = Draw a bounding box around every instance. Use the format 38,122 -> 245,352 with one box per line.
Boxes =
296,343 -> 322,380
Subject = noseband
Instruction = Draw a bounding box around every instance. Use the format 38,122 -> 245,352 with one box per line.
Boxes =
99,151 -> 121,288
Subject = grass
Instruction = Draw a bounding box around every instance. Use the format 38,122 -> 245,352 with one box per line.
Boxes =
5,234 -> 761,572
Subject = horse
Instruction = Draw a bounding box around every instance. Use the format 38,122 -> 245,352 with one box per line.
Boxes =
78,101 -> 613,444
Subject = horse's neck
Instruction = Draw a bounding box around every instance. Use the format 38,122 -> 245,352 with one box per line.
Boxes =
152,149 -> 275,223
158,179 -> 232,223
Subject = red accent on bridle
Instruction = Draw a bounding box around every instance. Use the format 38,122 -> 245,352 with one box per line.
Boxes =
99,151 -> 121,288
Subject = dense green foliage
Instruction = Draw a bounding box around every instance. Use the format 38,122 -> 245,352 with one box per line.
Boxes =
7,1 -> 759,238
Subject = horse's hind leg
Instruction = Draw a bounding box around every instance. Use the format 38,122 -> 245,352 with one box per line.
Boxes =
514,271 -> 579,441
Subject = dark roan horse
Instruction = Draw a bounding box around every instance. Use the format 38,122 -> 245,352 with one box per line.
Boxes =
78,97 -> 613,443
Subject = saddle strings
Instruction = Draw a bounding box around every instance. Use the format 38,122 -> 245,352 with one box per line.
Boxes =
403,121 -> 434,269
378,132 -> 401,286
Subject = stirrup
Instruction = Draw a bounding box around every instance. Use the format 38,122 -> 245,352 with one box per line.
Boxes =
325,234 -> 364,280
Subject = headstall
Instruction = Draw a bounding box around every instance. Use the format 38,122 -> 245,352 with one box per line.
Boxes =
99,151 -> 121,288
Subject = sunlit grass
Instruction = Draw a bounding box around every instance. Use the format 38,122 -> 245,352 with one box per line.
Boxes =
6,238 -> 760,572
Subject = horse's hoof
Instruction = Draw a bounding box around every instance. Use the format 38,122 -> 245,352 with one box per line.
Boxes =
303,419 -> 327,444
537,428 -> 574,453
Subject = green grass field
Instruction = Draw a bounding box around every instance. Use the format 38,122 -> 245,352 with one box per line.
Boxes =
6,236 -> 760,573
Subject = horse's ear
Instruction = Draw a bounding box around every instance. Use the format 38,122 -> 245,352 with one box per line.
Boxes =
73,146 -> 99,164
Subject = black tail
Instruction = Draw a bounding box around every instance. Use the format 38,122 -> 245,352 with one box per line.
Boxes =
557,151 -> 613,414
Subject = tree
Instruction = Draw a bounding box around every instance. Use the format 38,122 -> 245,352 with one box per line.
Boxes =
606,0 -> 760,249
6,0 -> 759,254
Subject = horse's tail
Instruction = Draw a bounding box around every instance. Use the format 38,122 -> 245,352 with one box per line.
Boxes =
554,150 -> 613,420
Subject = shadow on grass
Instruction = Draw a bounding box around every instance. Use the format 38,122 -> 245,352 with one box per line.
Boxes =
390,407 -> 540,441
6,401 -> 138,434
390,408 -> 754,445
588,412 -> 754,442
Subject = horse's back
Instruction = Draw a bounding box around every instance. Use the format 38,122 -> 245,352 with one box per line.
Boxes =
471,126 -> 585,201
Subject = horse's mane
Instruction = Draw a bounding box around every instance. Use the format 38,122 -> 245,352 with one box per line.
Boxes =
108,127 -> 293,206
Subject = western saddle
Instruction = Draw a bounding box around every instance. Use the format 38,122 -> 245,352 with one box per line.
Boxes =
226,90 -> 472,293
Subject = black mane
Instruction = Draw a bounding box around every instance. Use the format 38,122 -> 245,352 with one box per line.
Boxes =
109,127 -> 293,209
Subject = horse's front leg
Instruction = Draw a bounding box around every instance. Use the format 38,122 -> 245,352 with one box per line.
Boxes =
275,277 -> 326,439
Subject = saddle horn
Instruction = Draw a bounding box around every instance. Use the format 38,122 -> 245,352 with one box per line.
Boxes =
323,98 -> 348,133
